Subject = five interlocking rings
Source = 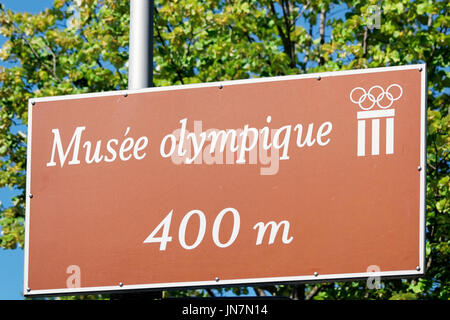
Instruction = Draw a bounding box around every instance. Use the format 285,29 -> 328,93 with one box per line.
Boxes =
350,84 -> 403,110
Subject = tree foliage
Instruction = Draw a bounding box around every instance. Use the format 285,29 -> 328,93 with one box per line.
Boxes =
0,0 -> 448,299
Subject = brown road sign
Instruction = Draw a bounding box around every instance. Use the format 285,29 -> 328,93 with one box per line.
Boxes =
24,65 -> 426,296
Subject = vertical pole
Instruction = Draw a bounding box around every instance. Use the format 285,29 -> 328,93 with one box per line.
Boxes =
129,0 -> 153,89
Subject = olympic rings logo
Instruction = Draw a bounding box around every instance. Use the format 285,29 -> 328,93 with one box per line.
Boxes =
350,84 -> 403,110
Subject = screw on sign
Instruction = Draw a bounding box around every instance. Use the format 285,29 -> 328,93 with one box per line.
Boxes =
24,65 -> 426,296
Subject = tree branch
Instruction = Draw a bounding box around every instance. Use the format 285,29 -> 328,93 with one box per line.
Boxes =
362,26 -> 368,58
206,289 -> 216,297
42,41 -> 59,80
318,8 -> 326,65
306,285 -> 321,300
14,30 -> 61,81
269,1 -> 292,65
256,288 -> 267,296
280,0 -> 296,68
290,284 -> 305,300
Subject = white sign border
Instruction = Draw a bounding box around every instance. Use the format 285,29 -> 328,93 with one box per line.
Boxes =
24,64 -> 427,297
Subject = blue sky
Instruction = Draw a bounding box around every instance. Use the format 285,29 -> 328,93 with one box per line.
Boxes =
0,0 -> 54,300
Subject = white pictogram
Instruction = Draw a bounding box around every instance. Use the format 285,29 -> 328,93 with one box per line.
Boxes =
350,84 -> 402,156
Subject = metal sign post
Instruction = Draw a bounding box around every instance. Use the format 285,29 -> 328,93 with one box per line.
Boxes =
128,0 -> 153,89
